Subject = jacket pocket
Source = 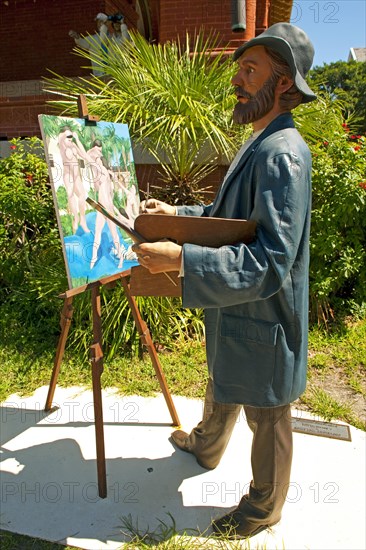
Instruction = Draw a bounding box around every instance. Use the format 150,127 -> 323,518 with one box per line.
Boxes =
220,314 -> 279,346
216,315 -> 280,396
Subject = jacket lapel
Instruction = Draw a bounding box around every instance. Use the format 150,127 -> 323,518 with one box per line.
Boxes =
210,113 -> 295,217
210,144 -> 257,217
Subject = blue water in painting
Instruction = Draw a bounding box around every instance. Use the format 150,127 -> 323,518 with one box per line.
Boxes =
64,211 -> 139,287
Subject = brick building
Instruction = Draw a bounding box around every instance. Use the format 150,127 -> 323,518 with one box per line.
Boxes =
0,0 -> 293,172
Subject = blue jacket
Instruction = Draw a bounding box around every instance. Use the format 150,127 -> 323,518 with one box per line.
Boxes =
177,113 -> 312,407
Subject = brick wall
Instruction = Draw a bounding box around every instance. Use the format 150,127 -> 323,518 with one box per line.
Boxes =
0,0 -> 138,139
0,0 -> 107,81
0,0 -> 273,147
0,0 -> 138,81
158,0 -> 266,51
0,93 -> 52,139
159,0 -> 238,45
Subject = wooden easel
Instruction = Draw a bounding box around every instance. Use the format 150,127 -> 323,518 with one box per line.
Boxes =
44,97 -> 180,498
45,271 -> 180,498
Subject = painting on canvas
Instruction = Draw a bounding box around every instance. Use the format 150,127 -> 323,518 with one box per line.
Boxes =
38,114 -> 140,289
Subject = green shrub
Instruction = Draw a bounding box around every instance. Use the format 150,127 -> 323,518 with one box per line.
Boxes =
0,138 -> 65,341
309,128 -> 366,321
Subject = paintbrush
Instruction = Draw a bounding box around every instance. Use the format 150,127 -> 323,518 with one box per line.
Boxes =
86,197 -> 177,287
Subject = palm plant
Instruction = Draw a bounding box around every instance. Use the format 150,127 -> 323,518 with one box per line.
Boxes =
44,31 -> 245,203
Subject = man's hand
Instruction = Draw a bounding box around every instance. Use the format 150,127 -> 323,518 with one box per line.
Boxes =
139,199 -> 176,216
132,240 -> 182,273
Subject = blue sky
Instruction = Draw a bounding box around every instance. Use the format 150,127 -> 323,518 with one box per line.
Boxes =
289,0 -> 366,67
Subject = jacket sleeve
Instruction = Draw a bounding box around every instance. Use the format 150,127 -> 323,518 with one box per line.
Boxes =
181,138 -> 312,309
176,203 -> 213,217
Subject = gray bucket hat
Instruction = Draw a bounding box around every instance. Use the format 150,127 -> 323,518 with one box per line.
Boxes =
233,22 -> 317,103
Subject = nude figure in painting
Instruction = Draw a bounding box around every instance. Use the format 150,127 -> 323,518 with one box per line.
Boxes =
86,141 -> 133,269
58,127 -> 90,234
113,170 -> 139,227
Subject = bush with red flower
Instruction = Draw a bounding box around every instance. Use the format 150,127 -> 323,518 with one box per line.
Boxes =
307,115 -> 366,321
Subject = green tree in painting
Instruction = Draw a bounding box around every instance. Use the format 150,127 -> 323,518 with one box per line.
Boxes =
79,124 -> 104,151
56,185 -> 68,210
120,137 -> 132,170
101,124 -> 121,167
40,115 -> 61,141
41,115 -> 80,142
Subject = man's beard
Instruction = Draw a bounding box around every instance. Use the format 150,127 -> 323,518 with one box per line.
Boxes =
233,74 -> 279,125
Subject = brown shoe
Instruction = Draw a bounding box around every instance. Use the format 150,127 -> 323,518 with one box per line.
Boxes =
212,508 -> 277,539
170,430 -> 215,470
170,430 -> 192,453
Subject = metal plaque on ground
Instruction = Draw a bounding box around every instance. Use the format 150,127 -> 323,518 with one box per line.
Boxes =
291,417 -> 352,441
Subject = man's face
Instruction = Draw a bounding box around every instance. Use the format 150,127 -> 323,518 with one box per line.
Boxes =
231,46 -> 278,125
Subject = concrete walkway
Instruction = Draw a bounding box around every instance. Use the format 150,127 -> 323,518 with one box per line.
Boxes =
1,385 -> 365,549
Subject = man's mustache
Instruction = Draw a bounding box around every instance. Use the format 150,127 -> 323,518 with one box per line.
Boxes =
234,86 -> 254,100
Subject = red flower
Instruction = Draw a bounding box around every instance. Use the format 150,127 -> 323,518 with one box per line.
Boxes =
354,145 -> 361,151
323,141 -> 329,147
359,182 -> 366,190
10,145 -> 16,150
342,123 -> 350,132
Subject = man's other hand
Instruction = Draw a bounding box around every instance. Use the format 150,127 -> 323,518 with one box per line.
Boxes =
139,199 -> 176,216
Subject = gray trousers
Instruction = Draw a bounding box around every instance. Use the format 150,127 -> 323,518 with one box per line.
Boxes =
186,379 -> 293,525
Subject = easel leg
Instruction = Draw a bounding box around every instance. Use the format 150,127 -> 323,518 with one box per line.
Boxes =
45,296 -> 74,411
121,277 -> 181,427
90,285 -> 107,498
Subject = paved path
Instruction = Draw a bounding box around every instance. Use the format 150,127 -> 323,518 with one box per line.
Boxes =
1,386 -> 365,549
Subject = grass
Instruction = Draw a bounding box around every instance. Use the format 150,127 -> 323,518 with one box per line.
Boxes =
302,386 -> 358,420
308,317 -> 366,381
0,515 -> 274,550
0,337 -> 208,404
0,530 -> 80,550
114,513 -> 269,549
301,318 -> 366,430
1,316 -> 364,430
0,315 -> 365,549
